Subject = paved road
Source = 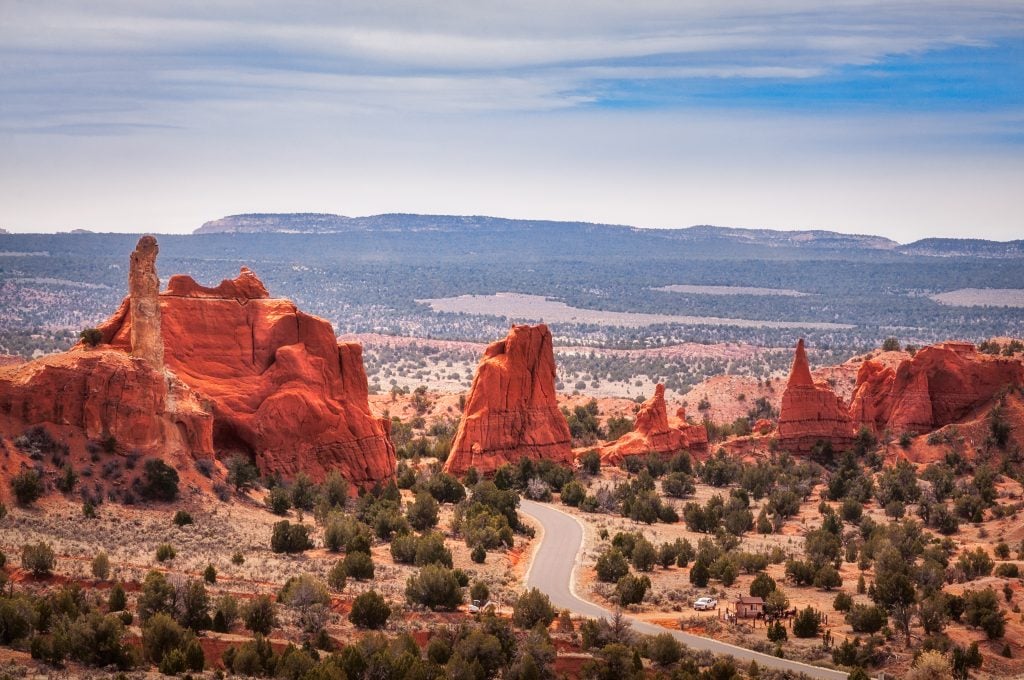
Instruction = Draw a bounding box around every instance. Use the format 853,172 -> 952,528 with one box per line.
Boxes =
520,499 -> 851,680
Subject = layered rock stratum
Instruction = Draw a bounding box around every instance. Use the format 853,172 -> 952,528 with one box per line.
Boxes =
443,324 -> 573,476
0,236 -> 395,489
598,384 -> 708,464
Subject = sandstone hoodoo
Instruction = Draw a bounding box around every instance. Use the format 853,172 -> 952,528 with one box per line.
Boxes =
597,383 -> 708,465
777,338 -> 855,454
443,324 -> 573,476
850,341 -> 1024,436
0,236 -> 395,490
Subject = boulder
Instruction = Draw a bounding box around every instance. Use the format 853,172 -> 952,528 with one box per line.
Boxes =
444,324 -> 573,476
598,384 -> 707,465
850,342 -> 1024,436
777,339 -> 855,454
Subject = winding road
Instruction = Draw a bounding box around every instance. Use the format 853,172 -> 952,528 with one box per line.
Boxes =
519,499 -> 851,680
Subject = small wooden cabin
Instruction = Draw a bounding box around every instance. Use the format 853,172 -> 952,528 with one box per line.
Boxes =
736,596 -> 764,619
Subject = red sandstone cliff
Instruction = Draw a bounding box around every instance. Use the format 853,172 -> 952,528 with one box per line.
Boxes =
0,237 -> 395,490
777,339 -> 855,454
443,324 -> 573,476
850,342 -> 1024,436
597,384 -> 708,465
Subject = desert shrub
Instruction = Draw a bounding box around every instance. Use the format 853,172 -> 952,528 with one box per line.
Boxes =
226,455 -> 259,490
213,594 -> 239,633
995,563 -> 1020,578
56,464 -> 77,493
616,573 -> 650,605
108,583 -> 127,612
91,551 -> 110,580
242,595 -> 277,634
289,472 -> 318,511
79,327 -> 103,347
323,513 -> 372,553
963,587 -> 1006,639
472,544 -> 487,563
833,591 -> 853,612
785,559 -> 816,586
344,550 -> 375,580
426,472 -> 466,504
327,561 -> 347,591
406,492 -> 440,531
231,551 -> 245,565
580,450 -> 601,475
767,621 -> 787,642
203,564 -> 217,583
749,572 -> 777,599
689,561 -> 710,587
270,520 -> 313,553
630,538 -> 657,572
956,547 -> 994,580
155,543 -> 176,562
10,468 -> 44,506
814,565 -> 842,590
405,564 -> 464,610
22,541 -> 55,577
846,604 -> 887,633
138,459 -> 179,502
645,632 -> 682,666
390,533 -> 419,564
142,612 -> 186,665
596,549 -> 630,583
0,596 -> 35,644
138,570 -> 176,622
172,510 -> 193,526
513,588 -> 556,629
561,479 -> 586,506
349,590 -> 391,629
266,486 -> 292,515
792,607 -> 821,637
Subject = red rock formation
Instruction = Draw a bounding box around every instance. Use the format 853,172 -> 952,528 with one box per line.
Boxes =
128,235 -> 164,369
850,342 -> 1024,436
1,236 -> 395,489
777,339 -> 855,453
597,384 -> 707,465
443,324 -> 572,476
0,348 -> 213,459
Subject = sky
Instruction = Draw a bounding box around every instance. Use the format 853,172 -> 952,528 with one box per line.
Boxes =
1,1 -> 1022,241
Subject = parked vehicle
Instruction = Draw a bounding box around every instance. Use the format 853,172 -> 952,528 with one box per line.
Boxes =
468,599 -> 494,613
693,597 -> 718,611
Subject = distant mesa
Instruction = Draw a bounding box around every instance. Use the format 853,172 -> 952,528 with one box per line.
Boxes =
0,235 -> 396,492
443,323 -> 573,476
597,383 -> 708,465
191,212 -> 1024,257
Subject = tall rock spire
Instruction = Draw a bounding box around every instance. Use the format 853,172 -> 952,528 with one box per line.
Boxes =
129,235 -> 164,369
787,338 -> 814,388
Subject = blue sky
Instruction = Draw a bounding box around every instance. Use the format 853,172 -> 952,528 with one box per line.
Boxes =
1,1 -> 1022,240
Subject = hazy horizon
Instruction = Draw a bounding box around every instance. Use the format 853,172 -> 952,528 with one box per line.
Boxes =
2,2 -> 1022,240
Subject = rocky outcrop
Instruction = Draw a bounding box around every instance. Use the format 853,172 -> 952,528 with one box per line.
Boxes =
1,236 -> 395,489
128,235 -> 164,369
598,384 -> 708,464
0,348 -> 213,459
777,339 -> 855,453
850,342 -> 1024,435
444,324 -> 572,476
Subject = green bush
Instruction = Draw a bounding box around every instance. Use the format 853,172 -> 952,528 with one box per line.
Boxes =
512,588 -> 556,629
349,590 -> 391,629
79,327 -> 103,347
140,459 -> 179,501
471,544 -> 487,563
172,510 -> 193,526
108,583 -> 127,612
792,607 -> 821,637
749,572 -> 776,599
616,573 -> 650,605
846,604 -> 887,633
270,520 -> 313,553
833,591 -> 853,612
91,551 -> 110,580
142,612 -> 186,665
11,469 -> 44,506
242,595 -> 277,634
766,621 -> 787,642
646,632 -> 682,666
405,564 -> 464,610
328,561 -> 347,591
595,549 -> 630,583
344,551 -> 375,580
203,564 -> 217,583
155,543 -> 176,562
406,492 -> 440,531
21,541 -> 55,577
266,486 -> 292,515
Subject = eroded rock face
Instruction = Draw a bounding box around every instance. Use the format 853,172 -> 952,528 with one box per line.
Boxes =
598,384 -> 708,465
0,348 -> 213,458
2,238 -> 395,489
100,269 -> 395,487
444,324 -> 572,476
850,342 -> 1024,435
777,339 -> 855,453
128,235 -> 164,369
